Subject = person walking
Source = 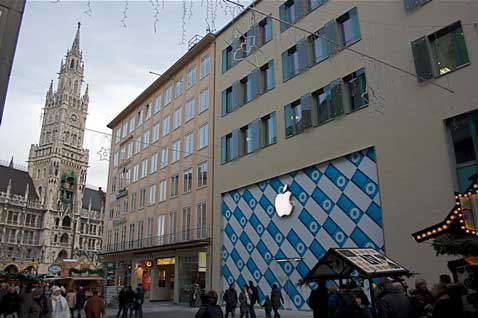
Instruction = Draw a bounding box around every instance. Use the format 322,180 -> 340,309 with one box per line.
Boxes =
239,287 -> 250,318
2,286 -> 20,318
307,280 -> 329,318
116,287 -> 128,318
247,282 -> 258,318
262,296 -> 272,318
376,279 -> 414,318
195,290 -> 223,318
270,285 -> 283,318
65,289 -> 76,318
223,283 -> 238,318
431,283 -> 459,318
18,286 -> 41,318
75,288 -> 85,318
352,288 -> 372,318
84,290 -> 105,318
126,287 -> 135,318
133,285 -> 144,318
48,286 -> 70,318
410,278 -> 433,318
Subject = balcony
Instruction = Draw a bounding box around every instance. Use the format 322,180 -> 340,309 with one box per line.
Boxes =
116,188 -> 128,200
103,227 -> 210,254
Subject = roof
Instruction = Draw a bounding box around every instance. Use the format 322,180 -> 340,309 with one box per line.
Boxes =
107,33 -> 215,129
82,187 -> 104,211
0,163 -> 38,200
214,0 -> 262,39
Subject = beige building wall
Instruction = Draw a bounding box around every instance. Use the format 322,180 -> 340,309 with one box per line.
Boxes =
213,0 -> 478,292
103,35 -> 215,301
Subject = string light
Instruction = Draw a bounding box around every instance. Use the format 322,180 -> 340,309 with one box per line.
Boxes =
121,0 -> 129,29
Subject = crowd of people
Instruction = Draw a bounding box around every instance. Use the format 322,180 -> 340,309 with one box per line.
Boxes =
116,285 -> 144,318
0,283 -> 105,318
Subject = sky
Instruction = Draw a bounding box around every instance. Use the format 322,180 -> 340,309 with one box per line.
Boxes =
0,0 -> 245,188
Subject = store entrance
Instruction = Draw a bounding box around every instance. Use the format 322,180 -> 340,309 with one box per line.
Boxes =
156,257 -> 175,301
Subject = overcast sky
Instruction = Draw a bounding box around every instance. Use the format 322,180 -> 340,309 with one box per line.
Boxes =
0,0 -> 245,188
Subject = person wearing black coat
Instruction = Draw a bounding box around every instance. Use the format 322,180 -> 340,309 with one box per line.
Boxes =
248,281 -> 259,318
308,280 -> 329,318
1,286 -> 19,318
196,290 -> 223,318
117,287 -> 129,318
126,286 -> 135,318
223,283 -> 238,318
376,281 -> 414,318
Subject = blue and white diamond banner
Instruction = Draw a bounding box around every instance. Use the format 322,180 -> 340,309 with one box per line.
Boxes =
221,147 -> 384,310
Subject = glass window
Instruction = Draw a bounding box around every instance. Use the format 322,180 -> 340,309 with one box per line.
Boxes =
133,164 -> 139,182
197,161 -> 208,187
159,179 -> 167,202
171,175 -> 179,197
337,7 -> 361,47
186,98 -> 195,122
154,95 -> 162,113
115,129 -> 121,144
222,86 -> 234,115
261,60 -> 275,92
182,207 -> 191,241
173,107 -> 182,130
313,29 -> 328,63
135,136 -> 141,154
199,88 -> 209,113
129,117 -> 135,133
175,78 -> 184,98
431,22 -> 469,76
137,109 -> 143,126
310,0 -> 324,10
149,184 -> 156,205
198,123 -> 208,149
122,121 -> 129,138
164,85 -> 173,105
139,189 -> 146,209
162,115 -> 170,136
160,147 -> 168,168
259,17 -> 272,44
127,142 -> 133,158
152,122 -> 160,143
131,192 -> 137,210
169,210 -> 177,242
316,80 -> 344,124
241,124 -> 254,154
222,45 -> 235,73
261,112 -> 277,147
187,67 -> 197,89
145,104 -> 151,120
172,139 -> 181,162
151,152 -> 158,173
183,168 -> 193,193
344,68 -> 368,111
200,54 -> 210,78
141,158 -> 148,178
282,46 -> 300,81
184,132 -> 194,157
113,151 -> 119,167
285,100 -> 303,137
143,130 -> 150,149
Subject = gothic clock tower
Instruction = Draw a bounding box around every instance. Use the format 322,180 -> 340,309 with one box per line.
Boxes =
28,23 -> 90,264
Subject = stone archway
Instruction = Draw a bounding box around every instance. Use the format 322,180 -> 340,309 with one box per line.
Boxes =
4,264 -> 19,273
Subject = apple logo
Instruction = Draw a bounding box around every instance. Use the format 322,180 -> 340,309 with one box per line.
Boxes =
275,185 -> 293,217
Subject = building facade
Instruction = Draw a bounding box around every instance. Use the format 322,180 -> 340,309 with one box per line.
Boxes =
102,34 -> 215,303
212,0 -> 477,310
0,24 -> 104,275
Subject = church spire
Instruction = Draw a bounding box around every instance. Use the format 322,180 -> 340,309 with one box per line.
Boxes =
71,22 -> 81,55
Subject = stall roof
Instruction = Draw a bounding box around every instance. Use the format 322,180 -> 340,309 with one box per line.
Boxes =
302,248 -> 410,283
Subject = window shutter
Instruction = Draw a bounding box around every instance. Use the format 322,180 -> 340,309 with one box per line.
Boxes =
222,47 -> 228,73
330,80 -> 344,117
411,37 -> 433,82
349,7 -> 361,43
270,111 -> 277,144
284,104 -> 293,137
221,136 -> 226,164
250,119 -> 260,151
221,90 -> 227,116
269,60 -> 275,89
297,38 -> 310,72
250,70 -> 259,100
232,129 -> 239,160
266,17 -> 273,41
232,81 -> 240,110
279,4 -> 289,32
323,20 -> 339,56
282,51 -> 290,82
295,0 -> 307,20
403,0 -> 420,11
300,93 -> 313,128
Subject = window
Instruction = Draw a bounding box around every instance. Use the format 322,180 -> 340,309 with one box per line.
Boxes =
129,224 -> 135,248
173,107 -> 182,129
310,0 -> 325,10
260,60 -> 275,93
157,215 -> 165,244
315,79 -> 344,124
135,136 -> 141,154
145,104 -> 151,120
162,115 -> 170,136
133,164 -> 139,182
143,130 -> 150,149
122,121 -> 129,138
222,45 -> 235,73
199,88 -> 209,113
171,175 -> 179,197
160,147 -> 168,168
115,129 -> 121,144
141,158 -> 148,178
7,211 -> 19,225
261,112 -> 277,147
198,123 -> 208,149
182,207 -> 191,241
113,151 -> 119,167
121,225 -> 126,250
172,139 -> 181,162
129,116 -> 135,133
412,22 -> 469,82
221,84 -> 238,116
200,54 -> 210,78
139,188 -> 146,209
282,39 -> 309,81
221,131 -> 238,164
169,210 -> 177,243
186,98 -> 195,122
311,23 -> 337,63
164,85 -> 173,105
151,152 -> 158,173
240,120 -> 259,155
284,96 -> 312,138
175,78 -> 184,98
137,220 -> 144,248
337,7 -> 361,47
147,218 -> 153,246
127,142 -> 133,159
131,192 -> 137,210
154,95 -> 162,113
197,161 -> 208,187
344,68 -> 368,111
197,202 -> 207,239
137,109 -> 143,126
240,72 -> 259,104
404,0 -> 432,11
187,67 -> 197,89
447,111 -> 478,192
279,0 -> 304,32
159,179 -> 167,202
183,168 -> 193,193
184,132 -> 194,157
152,123 -> 160,143
258,17 -> 273,45
149,184 -> 156,205
120,147 -> 126,163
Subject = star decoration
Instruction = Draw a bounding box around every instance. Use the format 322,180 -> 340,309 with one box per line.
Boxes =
97,147 -> 111,161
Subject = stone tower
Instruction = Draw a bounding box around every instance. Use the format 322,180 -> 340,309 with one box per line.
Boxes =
28,23 -> 89,265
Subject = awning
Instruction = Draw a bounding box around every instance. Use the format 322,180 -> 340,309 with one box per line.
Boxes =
69,276 -> 105,281
302,248 -> 410,284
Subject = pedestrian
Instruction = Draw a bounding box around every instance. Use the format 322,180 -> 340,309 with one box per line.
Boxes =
223,283 -> 238,318
75,287 -> 85,318
48,286 -> 70,318
195,290 -> 223,318
335,284 -> 357,318
270,284 -> 283,318
431,283 -> 457,318
116,287 -> 128,318
239,287 -> 250,318
327,284 -> 341,318
18,286 -> 40,318
352,288 -> 372,318
307,280 -> 328,318
126,287 -> 135,318
43,286 -> 52,300
65,289 -> 76,318
59,288 -> 66,299
1,286 -> 19,318
376,279 -> 414,318
37,287 -> 50,318
29,289 -> 44,318
409,278 -> 433,318
438,274 -> 466,317
262,296 -> 272,318
134,285 -> 144,318
247,282 -> 258,318
84,290 -> 105,318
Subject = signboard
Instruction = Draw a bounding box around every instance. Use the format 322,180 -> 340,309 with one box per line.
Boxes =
459,194 -> 478,232
48,264 -> 62,274
156,257 -> 175,266
105,286 -> 122,307
336,248 -> 405,275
